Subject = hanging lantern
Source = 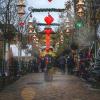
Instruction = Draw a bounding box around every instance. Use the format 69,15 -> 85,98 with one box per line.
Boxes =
60,31 -> 63,35
46,33 -> 51,50
48,0 -> 52,2
66,28 -> 71,36
56,42 -> 59,48
75,20 -> 84,29
77,7 -> 84,17
33,29 -> 37,34
36,44 -> 39,47
32,34 -> 36,39
17,0 -> 26,17
65,18 -> 70,23
60,40 -> 64,43
35,38 -> 39,44
66,28 -> 70,33
65,23 -> 70,28
60,34 -> 64,44
28,22 -> 33,28
28,21 -> 34,33
60,35 -> 64,39
44,28 -> 53,51
76,0 -> 85,17
29,29 -> 33,34
76,0 -> 84,7
44,27 -> 53,35
36,38 -> 39,41
35,40 -> 39,44
44,14 -> 54,25
65,18 -> 71,30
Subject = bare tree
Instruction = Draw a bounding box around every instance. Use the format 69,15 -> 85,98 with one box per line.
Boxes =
0,0 -> 19,34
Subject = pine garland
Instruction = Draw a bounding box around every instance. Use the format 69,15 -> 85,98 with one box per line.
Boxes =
37,23 -> 60,26
32,8 -> 65,12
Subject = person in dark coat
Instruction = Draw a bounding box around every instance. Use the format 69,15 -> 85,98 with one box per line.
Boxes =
67,55 -> 75,74
59,56 -> 66,74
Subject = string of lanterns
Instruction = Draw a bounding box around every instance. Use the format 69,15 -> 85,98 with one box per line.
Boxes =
17,0 -> 26,34
76,0 -> 85,17
17,0 -> 26,18
44,13 -> 54,51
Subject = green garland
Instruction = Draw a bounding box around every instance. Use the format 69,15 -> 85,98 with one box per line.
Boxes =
32,8 -> 65,12
37,23 -> 60,26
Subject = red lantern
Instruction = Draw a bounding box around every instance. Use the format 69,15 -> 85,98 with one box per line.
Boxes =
48,0 -> 52,2
44,14 -> 54,25
44,28 -> 53,51
44,28 -> 52,35
46,33 -> 50,50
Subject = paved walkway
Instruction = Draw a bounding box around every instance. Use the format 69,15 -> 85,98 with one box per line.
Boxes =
0,72 -> 100,100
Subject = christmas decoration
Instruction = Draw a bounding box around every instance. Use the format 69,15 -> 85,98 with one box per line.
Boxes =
17,0 -> 26,17
60,34 -> 64,44
44,28 -> 53,35
37,23 -> 60,26
44,28 -> 53,51
48,0 -> 52,2
75,20 -> 84,29
19,22 -> 25,26
28,21 -> 34,34
32,8 -> 65,12
44,14 -> 54,25
76,0 -> 85,17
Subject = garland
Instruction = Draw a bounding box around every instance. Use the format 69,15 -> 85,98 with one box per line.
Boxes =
32,8 -> 65,12
37,23 -> 60,26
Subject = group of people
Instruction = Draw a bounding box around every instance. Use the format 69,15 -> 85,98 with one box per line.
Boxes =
27,54 -> 76,75
27,55 -> 54,73
22,48 -> 93,77
57,54 -> 75,75
78,49 -> 93,79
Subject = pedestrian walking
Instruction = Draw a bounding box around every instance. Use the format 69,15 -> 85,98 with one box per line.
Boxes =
59,56 -> 66,74
67,55 -> 75,75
